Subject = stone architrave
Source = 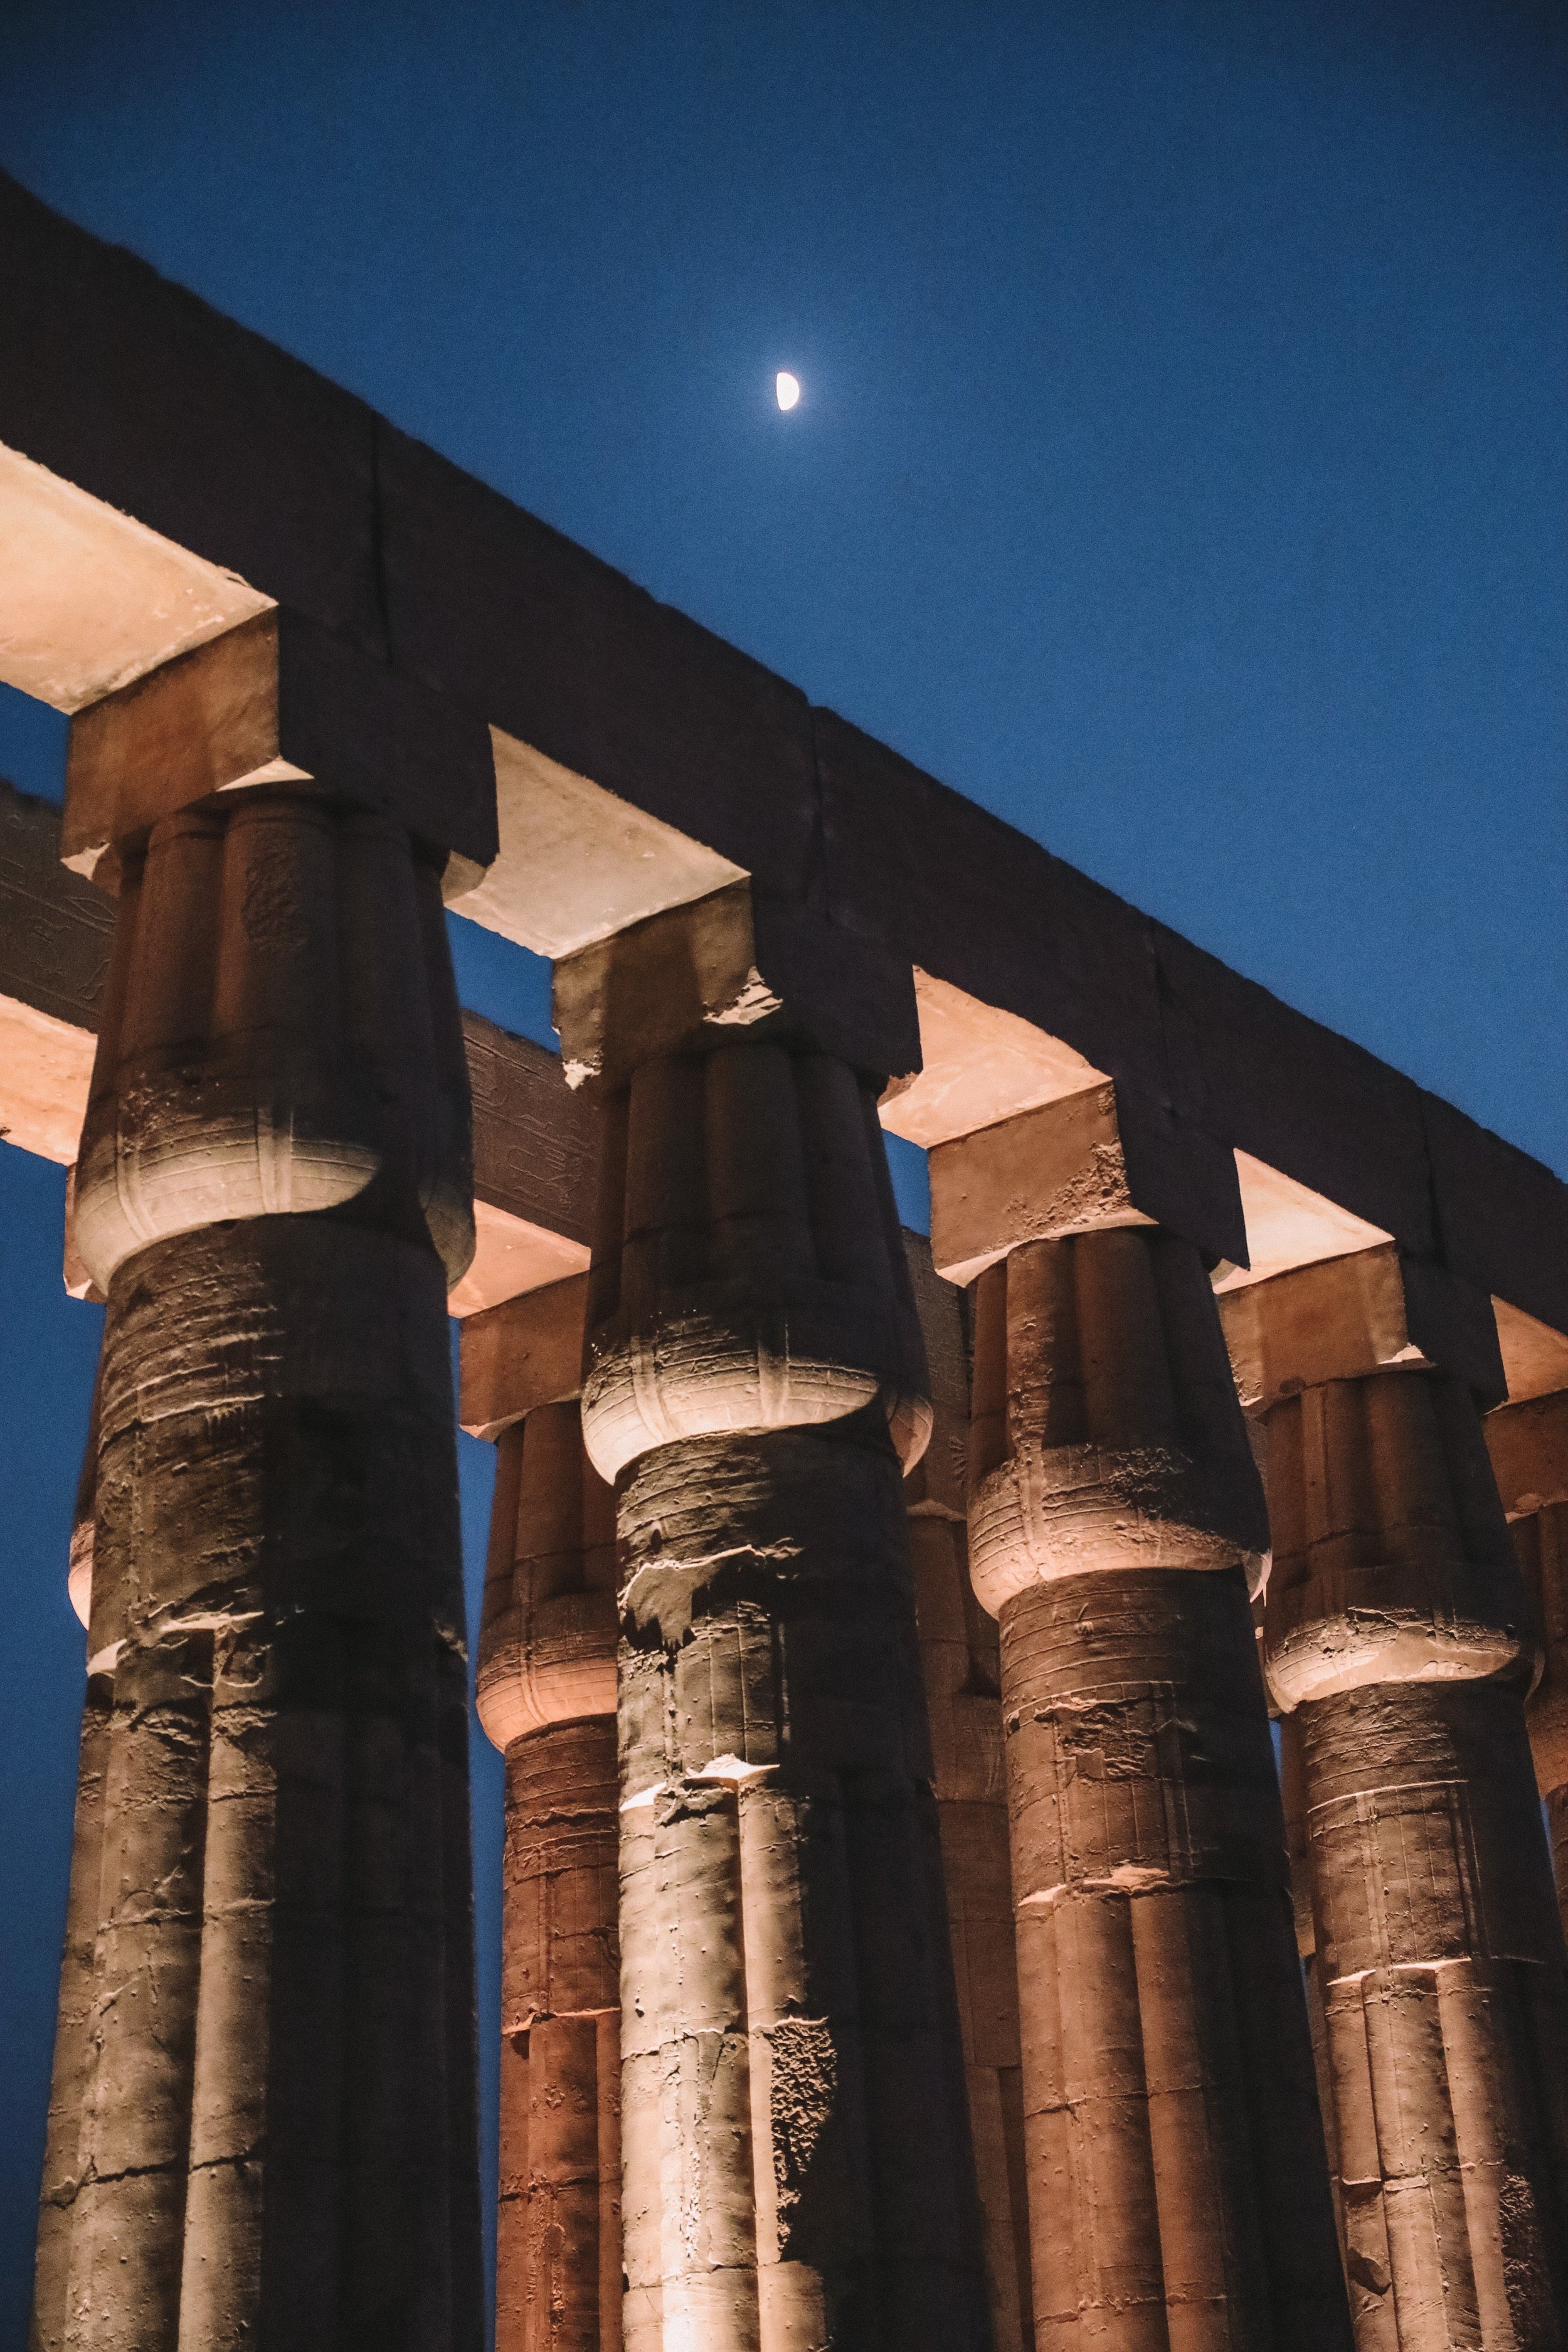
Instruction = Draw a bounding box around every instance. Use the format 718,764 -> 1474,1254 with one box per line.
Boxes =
1486,1385 -> 1568,1930
31,771 -> 485,2352
558,882 -> 993,2351
901,1234 -> 1033,2352
468,1281 -> 622,2352
1227,1255 -> 1568,2349
932,1091 -> 1352,2352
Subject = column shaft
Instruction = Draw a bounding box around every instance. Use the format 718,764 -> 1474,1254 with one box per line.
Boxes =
583,1037 -> 991,2349
1486,1387 -> 1568,1943
34,788 -> 482,2351
1264,1369 -> 1568,2349
904,1236 -> 1033,2351
968,1231 -> 1350,2352
478,1398 -> 621,2352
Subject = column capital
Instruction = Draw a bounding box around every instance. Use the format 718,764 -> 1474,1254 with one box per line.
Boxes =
63,605 -> 497,882
1219,1240 -> 1507,1413
928,1079 -> 1245,1285
552,876 -> 921,1091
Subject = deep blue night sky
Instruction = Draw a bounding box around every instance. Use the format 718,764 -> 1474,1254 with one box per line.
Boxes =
0,2 -> 1563,2337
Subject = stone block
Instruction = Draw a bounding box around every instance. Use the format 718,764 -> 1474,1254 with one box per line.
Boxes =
1220,1242 -> 1507,1412
459,1273 -> 588,1440
1153,921 -> 1437,1256
0,786 -> 110,1159
464,1010 -> 596,1247
0,442 -> 273,715
929,1079 -> 1246,1286
1424,1088 -> 1568,1343
554,877 -> 921,1091
64,608 -> 497,874
1486,1387 -> 1568,1518
447,1199 -> 588,1320
883,967 -> 1108,1150
0,171 -> 381,651
452,724 -> 744,960
376,423 -> 820,887
1494,1298 -> 1568,1405
0,782 -> 112,1026
814,709 -> 1168,1099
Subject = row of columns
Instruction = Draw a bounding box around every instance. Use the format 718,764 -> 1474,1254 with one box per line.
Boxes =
469,918 -> 1568,2352
33,783 -> 1568,2349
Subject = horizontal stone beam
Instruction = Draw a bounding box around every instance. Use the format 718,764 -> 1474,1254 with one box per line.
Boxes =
63,607 -> 497,877
3,780 -> 1565,1397
0,169 -> 1564,1339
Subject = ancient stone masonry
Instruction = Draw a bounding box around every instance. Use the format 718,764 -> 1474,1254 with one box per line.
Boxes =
901,1234 -> 1034,2352
1226,1251 -> 1568,2351
8,176 -> 1568,2352
469,1281 -> 622,2352
33,1399 -> 112,2352
558,883 -> 993,2350
1486,1386 -> 1568,1932
932,1093 -> 1352,2352
33,781 -> 484,2352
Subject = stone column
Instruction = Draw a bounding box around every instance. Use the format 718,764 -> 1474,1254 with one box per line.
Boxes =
1487,1385 -> 1568,1924
465,1276 -> 622,2352
902,1233 -> 1033,2352
34,776 -> 484,2352
33,1394 -> 113,2352
1224,1246 -> 1568,2348
930,1084 -> 1352,2352
556,882 -> 992,2351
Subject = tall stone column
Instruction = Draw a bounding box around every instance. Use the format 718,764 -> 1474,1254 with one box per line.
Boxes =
930,1085 -> 1351,2352
902,1234 -> 1033,2352
1487,1385 -> 1568,1924
33,768 -> 485,2351
1224,1246 -> 1568,2348
556,882 -> 992,2351
33,1395 -> 114,2352
465,1276 -> 622,2352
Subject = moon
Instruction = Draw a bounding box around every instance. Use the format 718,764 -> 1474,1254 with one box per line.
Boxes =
775,371 -> 800,411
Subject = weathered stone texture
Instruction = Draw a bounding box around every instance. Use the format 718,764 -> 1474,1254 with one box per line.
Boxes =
72,788 -> 474,1293
41,1220 -> 481,2352
1487,1385 -> 1568,1940
1263,1351 -> 1568,2349
966,1229 -> 1350,2352
575,1010 -> 991,2348
34,785 -> 482,2351
903,1234 -> 1032,2352
478,1400 -> 621,2352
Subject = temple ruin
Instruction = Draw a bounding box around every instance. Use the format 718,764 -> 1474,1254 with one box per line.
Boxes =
3,171 -> 1567,2349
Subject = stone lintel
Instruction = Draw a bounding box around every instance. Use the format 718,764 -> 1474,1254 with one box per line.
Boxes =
458,1273 -> 589,1439
450,727 -> 746,958
63,607 -> 498,877
882,967 -> 1109,1148
1,175 -> 1566,1337
927,1080 -> 1247,1287
0,997 -> 97,1165
1219,1241 -> 1507,1413
1224,1150 -> 1391,1289
453,1010 -> 594,1315
1486,1387 -> 1568,1519
0,438 -> 274,712
1493,1297 -> 1568,1407
552,876 -> 922,1091
0,781 -> 114,1161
